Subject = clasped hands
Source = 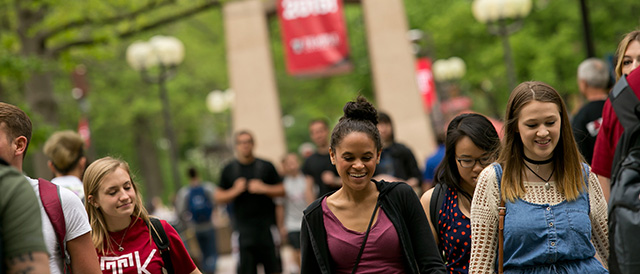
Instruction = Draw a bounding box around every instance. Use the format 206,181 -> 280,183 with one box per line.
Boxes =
232,177 -> 269,194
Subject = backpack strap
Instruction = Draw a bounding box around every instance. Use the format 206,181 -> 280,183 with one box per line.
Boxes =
38,178 -> 72,274
232,159 -> 265,180
253,159 -> 264,180
609,74 -> 640,130
429,183 -> 446,236
232,160 -> 241,180
580,163 -> 592,215
149,218 -> 174,274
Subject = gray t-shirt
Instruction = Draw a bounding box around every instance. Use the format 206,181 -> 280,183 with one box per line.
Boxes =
283,173 -> 307,231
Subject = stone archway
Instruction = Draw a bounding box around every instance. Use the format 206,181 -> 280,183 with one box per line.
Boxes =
223,0 -> 435,167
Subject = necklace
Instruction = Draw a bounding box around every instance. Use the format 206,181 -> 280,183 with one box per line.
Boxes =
110,224 -> 132,252
524,163 -> 555,190
523,154 -> 553,165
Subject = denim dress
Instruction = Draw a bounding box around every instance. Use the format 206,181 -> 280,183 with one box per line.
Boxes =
495,164 -> 608,274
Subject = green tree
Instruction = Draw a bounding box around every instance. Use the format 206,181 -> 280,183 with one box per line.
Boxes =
406,0 -> 640,117
3,0 -> 639,201
0,0 -> 223,199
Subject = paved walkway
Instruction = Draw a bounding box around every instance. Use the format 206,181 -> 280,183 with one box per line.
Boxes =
215,246 -> 299,274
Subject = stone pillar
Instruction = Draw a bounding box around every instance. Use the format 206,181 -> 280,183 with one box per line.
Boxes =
361,0 -> 435,167
223,0 -> 286,165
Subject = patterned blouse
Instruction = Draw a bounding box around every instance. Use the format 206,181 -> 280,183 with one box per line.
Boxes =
437,186 -> 471,274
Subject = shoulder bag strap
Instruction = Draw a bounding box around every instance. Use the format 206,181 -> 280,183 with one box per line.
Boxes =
492,164 -> 505,274
351,200 -> 381,274
149,218 -> 174,274
498,199 -> 506,274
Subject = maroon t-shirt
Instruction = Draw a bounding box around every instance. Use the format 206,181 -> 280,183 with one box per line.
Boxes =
98,216 -> 196,274
592,68 -> 640,178
322,197 -> 404,273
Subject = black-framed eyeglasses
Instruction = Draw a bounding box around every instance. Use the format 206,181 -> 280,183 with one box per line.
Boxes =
456,157 -> 492,168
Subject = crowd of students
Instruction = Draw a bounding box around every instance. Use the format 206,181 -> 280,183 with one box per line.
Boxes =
2,29 -> 640,274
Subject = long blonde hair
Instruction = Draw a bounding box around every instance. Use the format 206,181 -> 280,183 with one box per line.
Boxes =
83,157 -> 150,254
614,30 -> 640,80
498,81 -> 585,202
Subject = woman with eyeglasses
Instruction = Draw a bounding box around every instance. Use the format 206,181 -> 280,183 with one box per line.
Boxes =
420,113 -> 500,274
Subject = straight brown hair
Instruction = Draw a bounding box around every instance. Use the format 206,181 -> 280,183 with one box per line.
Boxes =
498,81 -> 585,202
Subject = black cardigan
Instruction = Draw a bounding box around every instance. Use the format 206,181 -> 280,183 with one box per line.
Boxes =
300,180 -> 446,274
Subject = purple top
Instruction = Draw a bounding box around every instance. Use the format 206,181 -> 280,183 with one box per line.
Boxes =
322,197 -> 404,273
437,186 -> 471,274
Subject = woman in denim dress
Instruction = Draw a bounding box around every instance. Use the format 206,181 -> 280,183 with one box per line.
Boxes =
469,81 -> 609,273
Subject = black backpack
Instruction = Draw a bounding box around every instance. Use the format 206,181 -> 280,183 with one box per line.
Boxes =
607,74 -> 640,274
148,218 -> 174,274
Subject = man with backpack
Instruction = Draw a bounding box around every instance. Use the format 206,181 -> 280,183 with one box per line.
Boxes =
0,158 -> 50,274
0,102 -> 101,274
179,167 -> 218,274
215,130 -> 285,274
302,119 -> 340,203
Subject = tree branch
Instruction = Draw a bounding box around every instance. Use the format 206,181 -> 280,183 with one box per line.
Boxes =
48,0 -> 220,56
40,0 -> 176,41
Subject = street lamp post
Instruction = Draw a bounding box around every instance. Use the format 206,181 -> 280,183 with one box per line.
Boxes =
432,57 -> 469,117
433,56 -> 467,102
432,57 -> 466,84
127,35 -> 185,191
472,0 -> 532,90
206,89 -> 234,146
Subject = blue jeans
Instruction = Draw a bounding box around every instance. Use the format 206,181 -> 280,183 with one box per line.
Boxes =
196,226 -> 218,274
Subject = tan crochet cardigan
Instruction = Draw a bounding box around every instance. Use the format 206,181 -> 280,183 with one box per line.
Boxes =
469,166 -> 609,273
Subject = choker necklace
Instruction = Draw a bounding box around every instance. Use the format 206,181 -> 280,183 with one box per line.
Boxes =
524,163 -> 555,190
523,154 -> 553,165
110,224 -> 132,252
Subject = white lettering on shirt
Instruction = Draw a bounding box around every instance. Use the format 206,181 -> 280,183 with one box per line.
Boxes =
100,250 -> 157,274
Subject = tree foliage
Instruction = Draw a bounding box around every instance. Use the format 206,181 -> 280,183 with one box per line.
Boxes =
1,0 -> 639,199
406,0 -> 640,116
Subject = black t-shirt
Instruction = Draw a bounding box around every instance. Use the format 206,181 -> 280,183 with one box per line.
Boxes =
302,152 -> 339,197
571,100 -> 605,165
374,142 -> 422,181
219,158 -> 281,234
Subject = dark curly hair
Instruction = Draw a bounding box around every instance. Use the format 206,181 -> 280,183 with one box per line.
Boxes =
330,96 -> 382,153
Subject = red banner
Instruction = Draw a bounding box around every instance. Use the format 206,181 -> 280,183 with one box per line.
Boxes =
78,117 -> 91,148
416,58 -> 437,113
277,0 -> 351,76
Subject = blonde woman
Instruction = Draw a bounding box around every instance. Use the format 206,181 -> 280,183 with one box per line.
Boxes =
84,157 -> 200,274
592,30 -> 640,200
43,130 -> 87,200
